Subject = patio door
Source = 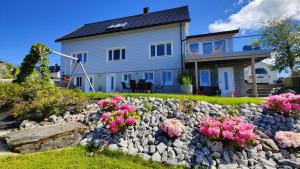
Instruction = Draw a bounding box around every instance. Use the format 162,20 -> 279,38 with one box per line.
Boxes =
218,67 -> 235,96
199,70 -> 211,86
106,73 -> 116,93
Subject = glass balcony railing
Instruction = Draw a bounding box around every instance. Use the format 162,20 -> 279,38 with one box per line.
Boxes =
185,35 -> 270,58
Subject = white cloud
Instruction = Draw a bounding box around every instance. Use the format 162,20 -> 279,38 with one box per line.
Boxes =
209,0 -> 300,32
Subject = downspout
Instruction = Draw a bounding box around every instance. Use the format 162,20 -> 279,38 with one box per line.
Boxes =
180,22 -> 184,72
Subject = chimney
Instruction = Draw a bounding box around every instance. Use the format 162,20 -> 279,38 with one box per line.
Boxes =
143,7 -> 149,14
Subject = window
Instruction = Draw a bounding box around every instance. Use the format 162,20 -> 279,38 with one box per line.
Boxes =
122,73 -> 132,84
199,70 -> 211,86
189,43 -> 199,55
75,76 -> 82,87
255,68 -> 268,75
161,71 -> 173,85
107,47 -> 126,61
150,42 -> 172,57
214,40 -> 226,54
144,72 -> 154,83
72,52 -> 87,63
203,42 -> 213,55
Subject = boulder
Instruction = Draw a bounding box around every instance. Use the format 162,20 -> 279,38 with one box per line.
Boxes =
1,122 -> 87,153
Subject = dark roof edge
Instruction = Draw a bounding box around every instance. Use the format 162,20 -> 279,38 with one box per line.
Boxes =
186,29 -> 240,39
55,19 -> 190,42
84,5 -> 189,26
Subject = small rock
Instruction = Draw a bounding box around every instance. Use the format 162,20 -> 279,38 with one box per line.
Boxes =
151,152 -> 161,162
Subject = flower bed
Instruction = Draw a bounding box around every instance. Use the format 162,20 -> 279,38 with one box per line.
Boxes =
262,93 -> 300,115
97,96 -> 139,134
199,114 -> 256,147
275,131 -> 300,148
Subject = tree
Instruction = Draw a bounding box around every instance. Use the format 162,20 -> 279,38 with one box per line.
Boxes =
260,18 -> 300,76
14,43 -> 51,83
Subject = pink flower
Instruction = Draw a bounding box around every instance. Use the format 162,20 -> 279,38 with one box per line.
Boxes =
127,117 -> 136,126
113,96 -> 124,102
115,117 -> 125,124
117,110 -> 125,115
222,130 -> 234,140
160,119 -> 184,138
109,120 -> 117,128
100,112 -> 111,122
110,127 -> 119,135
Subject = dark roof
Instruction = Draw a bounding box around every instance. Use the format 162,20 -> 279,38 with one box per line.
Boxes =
186,29 -> 240,39
49,65 -> 60,73
55,6 -> 190,42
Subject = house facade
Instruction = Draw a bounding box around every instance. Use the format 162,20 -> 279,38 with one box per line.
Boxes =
56,6 -> 270,96
56,6 -> 190,93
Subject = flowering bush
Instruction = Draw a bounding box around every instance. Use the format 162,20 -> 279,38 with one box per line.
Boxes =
160,119 -> 185,138
199,115 -> 256,147
97,96 -> 139,134
262,93 -> 300,115
274,131 -> 300,148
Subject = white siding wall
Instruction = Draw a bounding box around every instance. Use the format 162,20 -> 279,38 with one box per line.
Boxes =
59,23 -> 187,93
60,24 -> 183,76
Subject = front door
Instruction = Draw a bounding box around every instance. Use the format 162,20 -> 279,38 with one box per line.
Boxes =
218,67 -> 235,96
106,73 -> 116,93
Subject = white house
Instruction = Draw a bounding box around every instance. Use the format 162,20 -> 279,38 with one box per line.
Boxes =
56,6 -> 270,96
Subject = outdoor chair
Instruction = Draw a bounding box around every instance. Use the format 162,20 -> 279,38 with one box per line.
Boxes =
129,80 -> 137,93
155,80 -> 165,93
146,82 -> 153,93
137,79 -> 146,93
121,82 -> 130,93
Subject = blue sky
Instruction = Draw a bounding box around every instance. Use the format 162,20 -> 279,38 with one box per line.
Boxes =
0,0 -> 244,65
0,0 -> 299,66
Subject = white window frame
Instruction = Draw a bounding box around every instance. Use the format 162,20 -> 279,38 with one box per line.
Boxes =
161,71 -> 173,85
70,51 -> 88,64
188,42 -> 200,55
199,69 -> 211,86
149,41 -> 173,58
122,73 -> 132,84
106,47 -> 127,62
201,39 -> 227,56
143,71 -> 154,83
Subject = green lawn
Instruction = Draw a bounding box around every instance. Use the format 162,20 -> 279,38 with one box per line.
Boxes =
0,147 -> 185,169
84,92 -> 264,106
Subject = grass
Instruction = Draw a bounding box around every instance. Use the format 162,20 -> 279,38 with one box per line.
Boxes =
0,146 -> 185,169
84,92 -> 265,106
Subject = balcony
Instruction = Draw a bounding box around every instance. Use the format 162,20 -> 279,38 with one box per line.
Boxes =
184,35 -> 271,63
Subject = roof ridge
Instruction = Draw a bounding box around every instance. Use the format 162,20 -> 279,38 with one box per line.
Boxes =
84,6 -> 188,26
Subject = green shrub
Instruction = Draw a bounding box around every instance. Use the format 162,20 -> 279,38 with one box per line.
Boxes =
226,107 -> 240,117
177,72 -> 192,85
0,80 -> 87,120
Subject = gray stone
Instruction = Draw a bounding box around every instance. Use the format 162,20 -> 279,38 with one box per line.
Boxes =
48,115 -> 58,122
118,139 -> 128,148
259,138 -> 279,152
3,122 -> 87,153
211,152 -> 222,158
151,152 -> 161,162
149,145 -> 156,154
173,139 -> 183,148
278,159 -> 300,168
138,153 -> 150,160
258,157 -> 276,168
219,163 -> 238,169
157,142 -> 167,154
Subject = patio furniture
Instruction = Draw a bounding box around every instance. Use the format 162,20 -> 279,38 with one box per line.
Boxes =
137,79 -> 146,92
121,82 -> 130,92
199,86 -> 221,96
146,82 -> 153,93
155,80 -> 165,93
129,80 -> 137,93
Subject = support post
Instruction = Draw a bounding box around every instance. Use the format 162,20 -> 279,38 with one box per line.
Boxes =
251,57 -> 258,97
79,61 -> 95,93
67,61 -> 78,89
195,62 -> 199,92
